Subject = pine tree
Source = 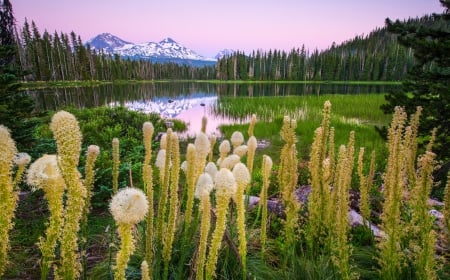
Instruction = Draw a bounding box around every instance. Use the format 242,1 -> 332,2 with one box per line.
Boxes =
382,0 -> 450,163
0,0 -> 35,151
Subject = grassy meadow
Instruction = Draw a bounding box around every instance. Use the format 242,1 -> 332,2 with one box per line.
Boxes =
1,93 -> 449,280
215,94 -> 391,172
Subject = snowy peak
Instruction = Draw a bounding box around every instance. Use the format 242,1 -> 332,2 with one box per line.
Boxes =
86,33 -> 216,64
159,37 -> 177,44
86,33 -> 132,53
215,49 -> 236,59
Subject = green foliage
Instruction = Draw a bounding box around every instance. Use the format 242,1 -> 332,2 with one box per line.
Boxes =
216,94 -> 389,168
5,191 -> 47,279
32,106 -> 181,209
382,1 -> 450,164
0,0 -> 36,152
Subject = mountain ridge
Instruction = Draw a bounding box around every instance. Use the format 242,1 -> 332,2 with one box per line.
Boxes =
86,33 -> 217,66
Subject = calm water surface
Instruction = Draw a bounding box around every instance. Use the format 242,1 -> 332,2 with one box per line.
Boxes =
25,82 -> 400,136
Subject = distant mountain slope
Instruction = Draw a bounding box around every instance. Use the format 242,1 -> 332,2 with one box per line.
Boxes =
86,33 -> 216,66
86,33 -> 132,53
215,15 -> 443,81
215,48 -> 236,59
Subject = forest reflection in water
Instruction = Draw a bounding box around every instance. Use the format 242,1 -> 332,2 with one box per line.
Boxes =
26,82 -> 400,136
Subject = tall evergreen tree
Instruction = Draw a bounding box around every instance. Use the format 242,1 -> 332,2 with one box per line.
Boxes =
382,0 -> 450,162
0,0 -> 35,151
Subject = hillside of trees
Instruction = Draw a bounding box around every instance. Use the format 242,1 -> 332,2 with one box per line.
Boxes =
15,15 -> 443,82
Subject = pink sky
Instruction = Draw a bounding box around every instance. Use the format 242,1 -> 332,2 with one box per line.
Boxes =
12,0 -> 445,58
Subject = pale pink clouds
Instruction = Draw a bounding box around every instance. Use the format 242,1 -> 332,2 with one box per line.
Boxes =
13,0 -> 444,58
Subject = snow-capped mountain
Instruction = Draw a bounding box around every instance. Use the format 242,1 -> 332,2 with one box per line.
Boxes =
86,33 -> 132,53
215,49 -> 236,59
87,33 -> 216,66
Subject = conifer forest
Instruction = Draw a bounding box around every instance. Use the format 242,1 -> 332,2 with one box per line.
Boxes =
1,0 -> 450,279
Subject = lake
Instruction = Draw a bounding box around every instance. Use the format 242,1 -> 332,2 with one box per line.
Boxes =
25,82 -> 400,136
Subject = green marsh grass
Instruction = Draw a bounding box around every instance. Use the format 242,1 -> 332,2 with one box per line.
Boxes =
216,94 -> 390,170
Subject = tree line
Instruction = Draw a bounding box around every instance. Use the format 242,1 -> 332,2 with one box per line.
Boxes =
216,15 -> 444,81
16,19 -> 215,82
14,15 -> 441,82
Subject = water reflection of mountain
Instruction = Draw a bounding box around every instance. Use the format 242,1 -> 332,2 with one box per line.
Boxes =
111,95 -> 217,119
27,82 -> 401,112
26,82 -> 401,136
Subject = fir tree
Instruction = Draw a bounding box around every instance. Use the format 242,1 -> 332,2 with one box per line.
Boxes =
382,0 -> 450,163
0,0 -> 35,151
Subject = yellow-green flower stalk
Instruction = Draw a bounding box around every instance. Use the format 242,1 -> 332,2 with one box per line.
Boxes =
141,260 -> 150,280
163,132 -> 180,279
83,145 -> 100,219
110,187 -> 149,280
246,136 -> 257,175
142,122 -> 154,272
195,132 -> 210,180
247,114 -> 257,137
194,173 -> 214,280
13,152 -> 31,190
112,137 -> 120,194
155,130 -> 172,274
201,116 -> 208,133
185,143 -> 197,226
260,155 -> 273,258
160,133 -> 167,149
408,130 -> 437,280
209,134 -> 216,162
358,148 -> 376,226
403,107 -> 422,190
357,148 -> 368,223
205,168 -> 237,280
81,145 -> 100,279
27,154 -> 66,280
217,140 -> 231,166
278,116 -> 299,263
0,125 -> 18,278
331,132 -> 355,280
232,163 -> 251,278
443,172 -> 450,246
50,111 -> 86,280
306,101 -> 334,254
378,106 -> 407,280
230,131 -> 244,150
